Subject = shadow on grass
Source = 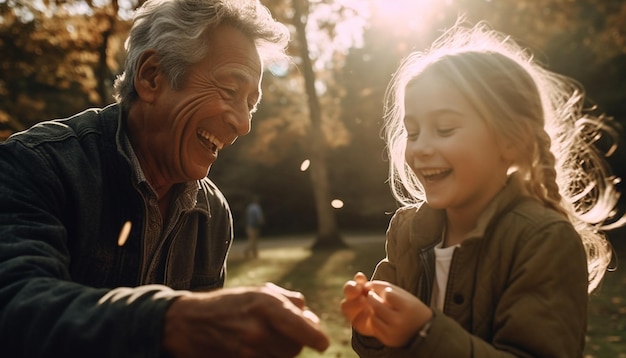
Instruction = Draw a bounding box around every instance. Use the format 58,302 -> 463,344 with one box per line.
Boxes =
279,241 -> 380,285
273,240 -> 385,358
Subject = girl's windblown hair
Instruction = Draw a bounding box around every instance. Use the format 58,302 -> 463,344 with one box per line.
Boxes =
383,20 -> 623,292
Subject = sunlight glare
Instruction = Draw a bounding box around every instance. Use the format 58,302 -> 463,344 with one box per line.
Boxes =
370,0 -> 448,34
305,0 -> 370,70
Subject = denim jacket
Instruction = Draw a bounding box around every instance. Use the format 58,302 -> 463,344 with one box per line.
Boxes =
0,104 -> 233,357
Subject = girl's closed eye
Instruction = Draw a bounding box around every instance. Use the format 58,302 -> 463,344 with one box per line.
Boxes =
403,120 -> 420,141
405,125 -> 454,140
433,112 -> 461,137
437,127 -> 455,136
406,129 -> 419,141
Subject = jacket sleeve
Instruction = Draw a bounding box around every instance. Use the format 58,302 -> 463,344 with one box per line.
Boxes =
0,140 -> 187,357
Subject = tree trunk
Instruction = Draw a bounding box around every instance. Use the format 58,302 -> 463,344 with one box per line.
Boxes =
96,1 -> 119,106
291,0 -> 345,249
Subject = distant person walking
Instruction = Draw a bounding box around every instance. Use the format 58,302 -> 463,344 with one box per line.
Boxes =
244,195 -> 265,258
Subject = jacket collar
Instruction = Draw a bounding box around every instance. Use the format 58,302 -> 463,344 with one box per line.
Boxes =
465,173 -> 528,240
409,173 -> 528,248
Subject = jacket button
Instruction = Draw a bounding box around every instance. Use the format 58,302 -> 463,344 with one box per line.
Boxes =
453,293 -> 464,304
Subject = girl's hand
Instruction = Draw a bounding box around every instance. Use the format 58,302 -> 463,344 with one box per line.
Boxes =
341,272 -> 378,336
363,280 -> 433,347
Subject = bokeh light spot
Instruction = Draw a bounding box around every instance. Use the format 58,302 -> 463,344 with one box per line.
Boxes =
300,159 -> 311,171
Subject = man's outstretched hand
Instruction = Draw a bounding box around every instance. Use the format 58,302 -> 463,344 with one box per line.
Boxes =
162,283 -> 330,357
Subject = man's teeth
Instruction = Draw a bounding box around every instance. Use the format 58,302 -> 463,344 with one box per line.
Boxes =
198,129 -> 224,150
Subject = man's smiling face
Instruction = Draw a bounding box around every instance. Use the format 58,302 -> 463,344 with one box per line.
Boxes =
139,24 -> 262,185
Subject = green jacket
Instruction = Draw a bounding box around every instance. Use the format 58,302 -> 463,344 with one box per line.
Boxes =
353,175 -> 589,357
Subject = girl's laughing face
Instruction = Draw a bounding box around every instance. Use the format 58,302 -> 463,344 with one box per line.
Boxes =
403,71 -> 511,216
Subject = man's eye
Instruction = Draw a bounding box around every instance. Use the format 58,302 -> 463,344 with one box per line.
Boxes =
222,88 -> 237,97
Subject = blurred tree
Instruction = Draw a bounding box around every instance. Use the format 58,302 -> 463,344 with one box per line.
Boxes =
289,0 -> 343,248
0,0 -> 133,139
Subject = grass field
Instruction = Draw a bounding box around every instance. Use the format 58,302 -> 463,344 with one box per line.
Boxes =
225,230 -> 626,357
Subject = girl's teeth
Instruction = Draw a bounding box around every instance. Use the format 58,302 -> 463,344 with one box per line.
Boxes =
422,169 -> 447,176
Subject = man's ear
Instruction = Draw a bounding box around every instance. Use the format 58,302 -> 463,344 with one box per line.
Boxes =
134,50 -> 162,103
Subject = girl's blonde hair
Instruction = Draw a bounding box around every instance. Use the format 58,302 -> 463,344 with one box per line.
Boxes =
383,21 -> 621,292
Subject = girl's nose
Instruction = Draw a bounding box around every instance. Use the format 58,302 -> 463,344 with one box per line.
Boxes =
406,134 -> 435,157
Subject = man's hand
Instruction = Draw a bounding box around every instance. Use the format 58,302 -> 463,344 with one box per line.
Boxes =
162,283 -> 330,357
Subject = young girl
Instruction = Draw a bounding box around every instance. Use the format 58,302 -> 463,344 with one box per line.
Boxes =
341,21 -> 620,357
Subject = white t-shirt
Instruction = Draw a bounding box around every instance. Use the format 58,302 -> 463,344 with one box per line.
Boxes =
431,241 -> 457,311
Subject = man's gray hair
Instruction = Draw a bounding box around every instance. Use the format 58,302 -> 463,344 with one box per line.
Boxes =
113,0 -> 289,110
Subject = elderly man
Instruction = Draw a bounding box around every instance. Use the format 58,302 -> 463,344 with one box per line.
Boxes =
0,0 -> 329,357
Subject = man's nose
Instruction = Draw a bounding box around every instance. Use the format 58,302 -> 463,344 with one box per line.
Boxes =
227,103 -> 252,136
